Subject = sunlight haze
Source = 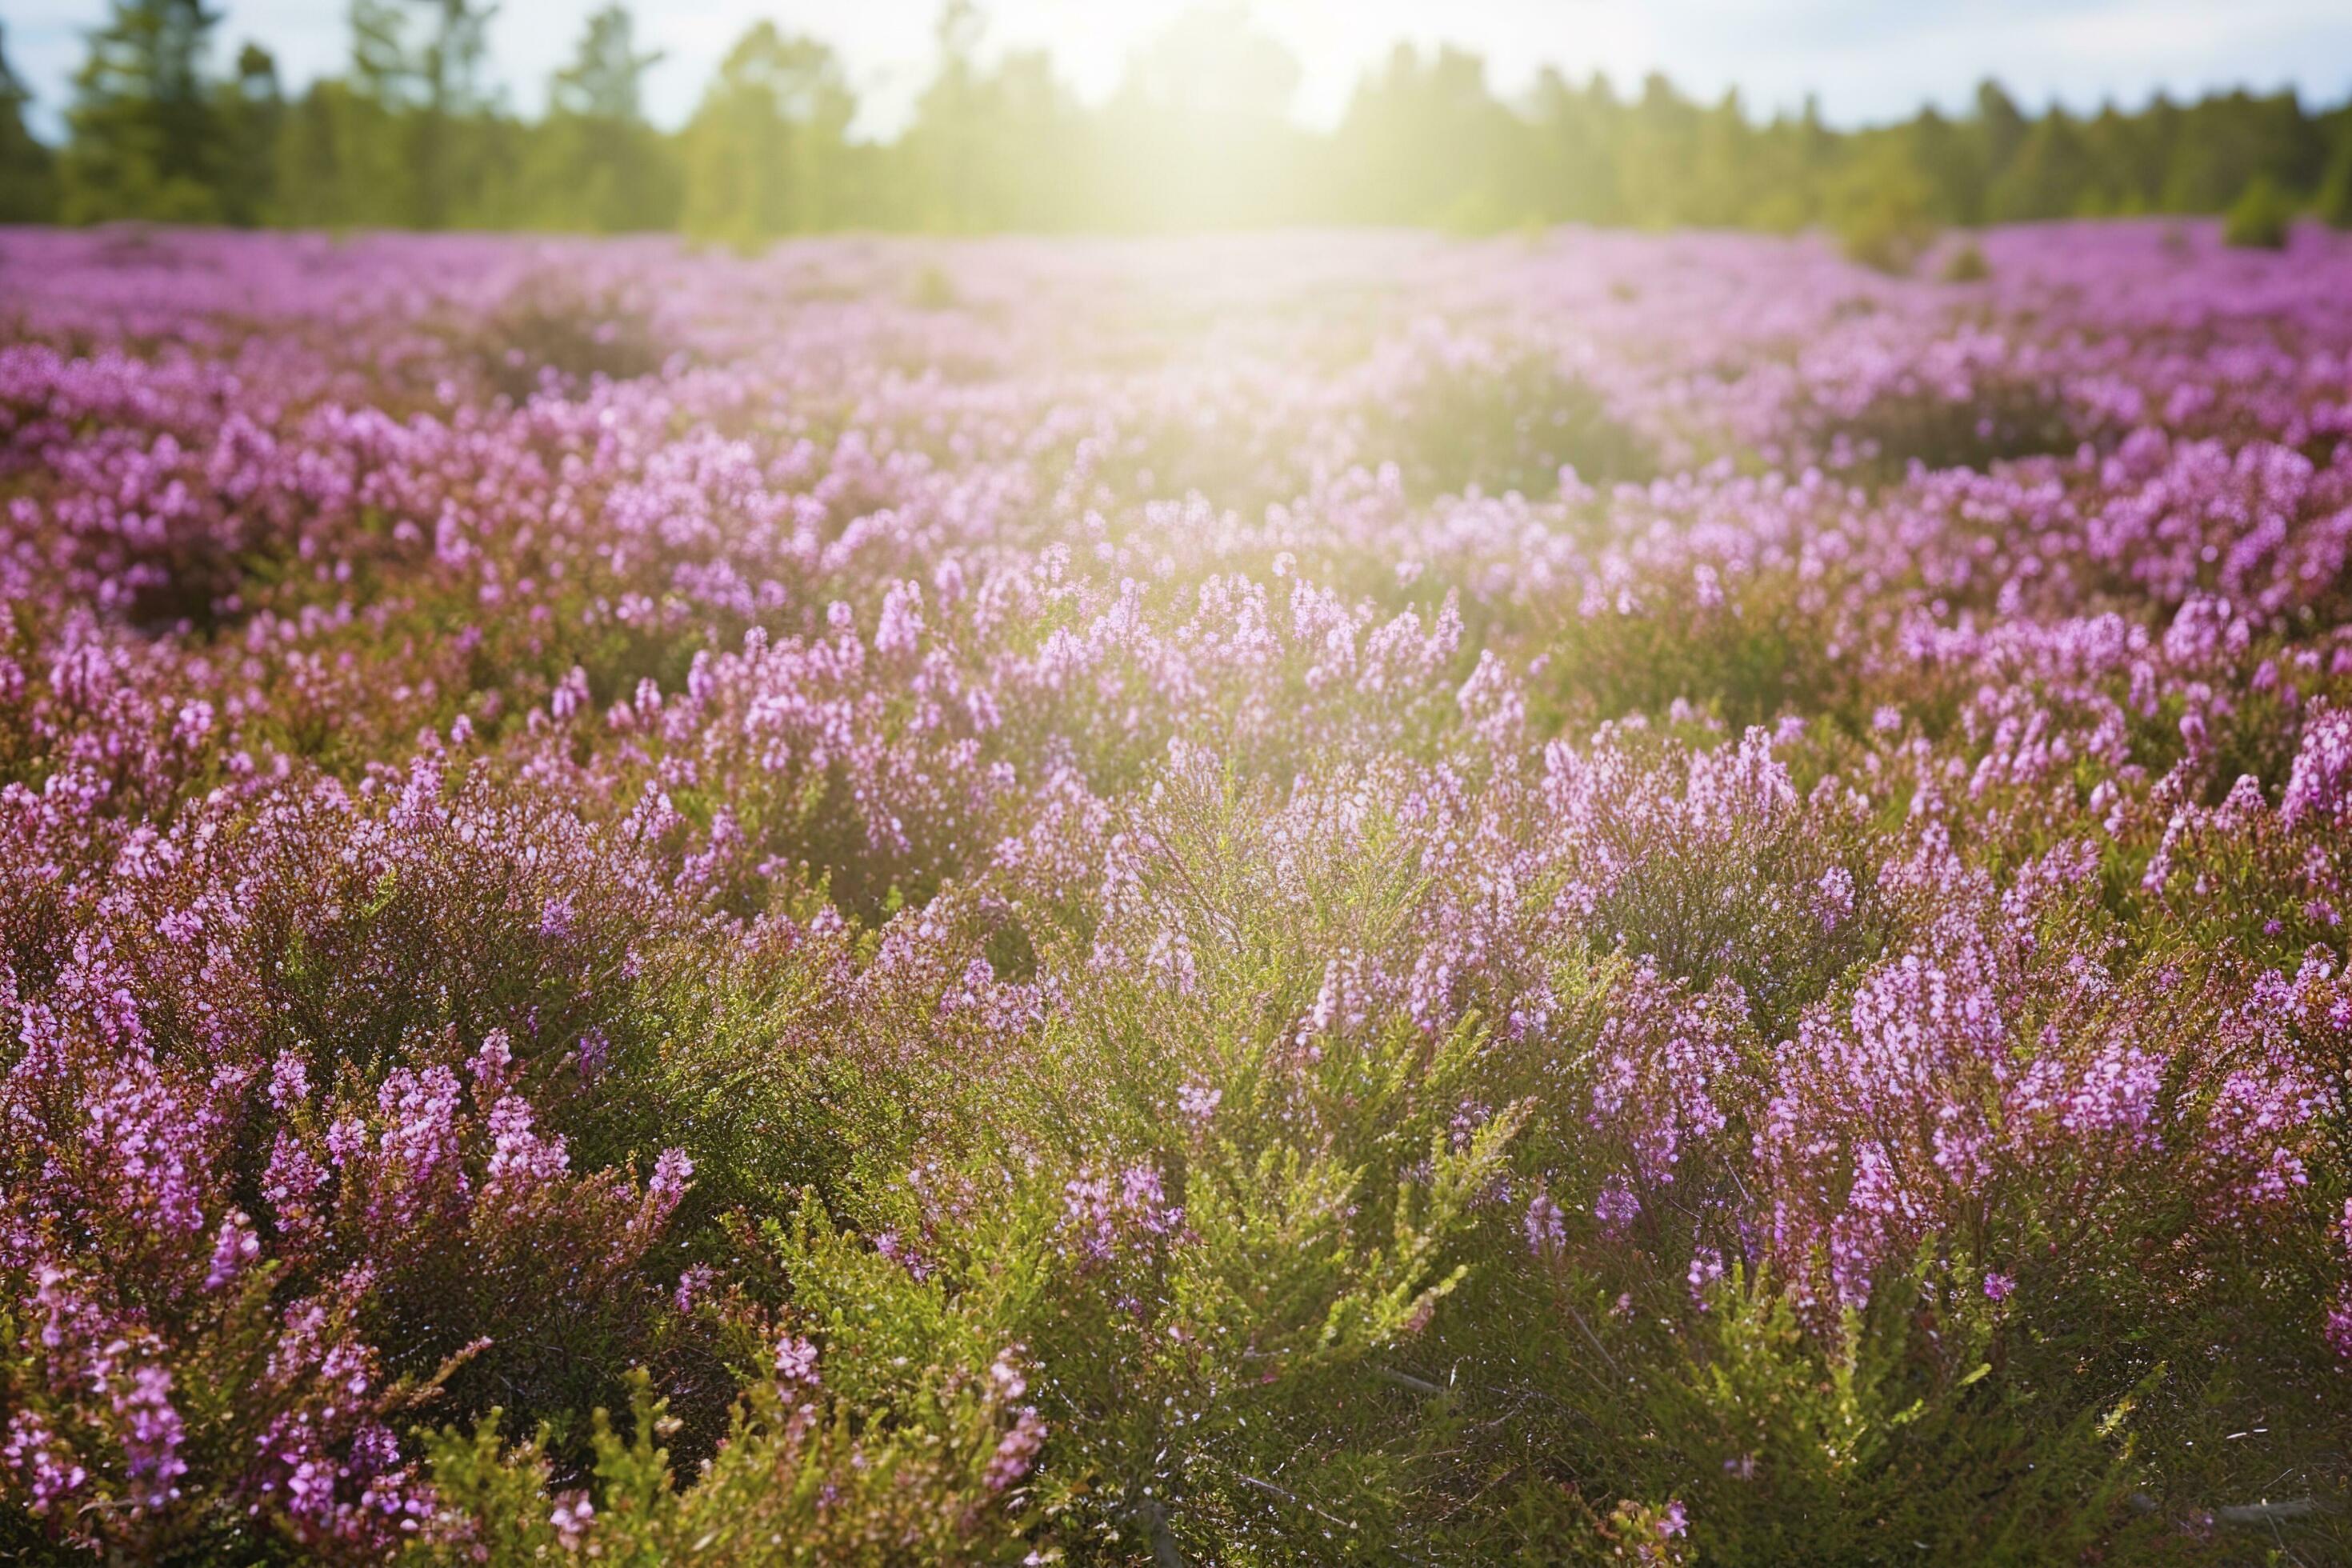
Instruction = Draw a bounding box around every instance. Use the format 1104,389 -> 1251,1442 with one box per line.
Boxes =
10,0 -> 2352,139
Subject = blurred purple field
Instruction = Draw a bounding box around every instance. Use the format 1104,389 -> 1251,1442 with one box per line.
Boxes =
2,221 -> 2350,1563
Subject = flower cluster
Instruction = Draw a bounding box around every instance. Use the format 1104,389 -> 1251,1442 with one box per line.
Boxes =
4,220 -> 2351,1560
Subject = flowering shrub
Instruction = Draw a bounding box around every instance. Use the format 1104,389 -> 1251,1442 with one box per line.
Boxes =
3,221 -> 2351,1561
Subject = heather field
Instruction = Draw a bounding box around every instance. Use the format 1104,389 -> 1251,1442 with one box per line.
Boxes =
4,221 -> 2352,1565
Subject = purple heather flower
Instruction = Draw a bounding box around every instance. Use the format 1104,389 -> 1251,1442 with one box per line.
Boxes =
775,1334 -> 821,1389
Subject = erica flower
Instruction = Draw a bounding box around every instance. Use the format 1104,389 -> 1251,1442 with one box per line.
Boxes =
1594,1177 -> 1641,1237
775,1334 -> 822,1390
550,1490 -> 594,1549
204,1210 -> 261,1291
985,1407 -> 1047,1493
1524,1190 -> 1566,1258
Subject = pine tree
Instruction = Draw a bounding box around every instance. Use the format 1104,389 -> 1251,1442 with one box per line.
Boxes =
214,42 -> 282,226
0,21 -> 60,222
346,0 -> 503,228
1989,108 -> 2099,221
60,0 -> 226,223
410,0 -> 499,228
2222,174 -> 2296,249
905,0 -> 986,231
681,23 -> 854,245
536,5 -> 676,232
2316,131 -> 2352,230
1974,79 -> 2030,186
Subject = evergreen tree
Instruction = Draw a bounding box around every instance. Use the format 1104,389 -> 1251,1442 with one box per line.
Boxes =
410,0 -> 502,227
2223,172 -> 2296,248
347,0 -> 504,227
60,0 -> 226,223
1902,106 -> 1990,226
1526,70 -> 1626,226
1688,89 -> 1758,227
15,5 -> 2352,243
2163,88 -> 2318,212
1989,107 -> 2099,221
1830,135 -> 1938,271
680,23 -> 854,245
535,5 -> 676,232
1974,78 -> 2030,181
2317,131 -> 2352,229
273,77 -> 378,230
0,22 -> 60,222
1099,6 -> 1308,230
905,0 -> 987,231
215,42 -> 282,226
553,5 -> 656,124
1335,44 -> 1526,230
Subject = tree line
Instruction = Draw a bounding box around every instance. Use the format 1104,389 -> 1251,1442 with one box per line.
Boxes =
2,0 -> 2350,251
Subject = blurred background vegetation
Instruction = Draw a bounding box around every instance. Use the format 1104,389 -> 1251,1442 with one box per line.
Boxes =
2,0 -> 2350,257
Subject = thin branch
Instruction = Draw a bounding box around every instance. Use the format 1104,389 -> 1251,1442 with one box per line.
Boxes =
1562,1298 -> 1632,1388
1224,1467 -> 1358,1531
2214,1497 -> 2332,1526
1371,1364 -> 1446,1396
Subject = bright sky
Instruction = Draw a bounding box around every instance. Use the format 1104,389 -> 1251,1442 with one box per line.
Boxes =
10,0 -> 2352,140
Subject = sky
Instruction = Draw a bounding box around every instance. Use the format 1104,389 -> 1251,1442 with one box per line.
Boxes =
10,0 -> 2352,141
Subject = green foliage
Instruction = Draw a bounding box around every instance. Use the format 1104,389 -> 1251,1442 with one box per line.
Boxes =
528,6 -> 677,233
1335,43 -> 1530,229
0,23 -> 58,222
2224,175 -> 2297,248
214,42 -> 282,226
694,749 -> 1573,1562
1836,196 -> 1931,275
402,1370 -> 1036,1566
456,281 -> 669,400
907,260 -> 958,310
264,1 -> 529,230
1938,238 -> 1992,282
679,25 -> 853,246
60,0 -> 229,224
10,19 -> 2352,1568
2160,88 -> 2328,212
1987,109 -> 2102,222
1832,145 -> 1938,274
2316,134 -> 2352,230
21,3 -> 2352,239
1394,1248 -> 2177,1566
1647,1267 -> 2154,1565
2,1262 -> 476,1562
1363,350 -> 1654,500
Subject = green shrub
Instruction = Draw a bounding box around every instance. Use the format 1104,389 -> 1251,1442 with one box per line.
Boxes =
1362,347 -> 1654,499
1830,154 -> 1938,276
2317,142 -> 2352,230
1838,199 -> 1934,276
2222,176 -> 2296,250
1938,239 -> 1992,282
403,1369 -> 1038,1566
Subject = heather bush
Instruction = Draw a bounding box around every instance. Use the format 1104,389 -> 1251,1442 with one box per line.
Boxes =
4,222 -> 2352,1562
456,283 -> 673,405
2320,144 -> 2352,231
0,994 -> 702,1559
2224,177 -> 2297,250
1358,335 -> 1654,500
1939,239 -> 1994,283
1795,336 -> 2081,479
400,1365 -> 1040,1566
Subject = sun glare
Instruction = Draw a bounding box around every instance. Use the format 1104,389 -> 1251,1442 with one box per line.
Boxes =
4,2 -> 2352,1563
